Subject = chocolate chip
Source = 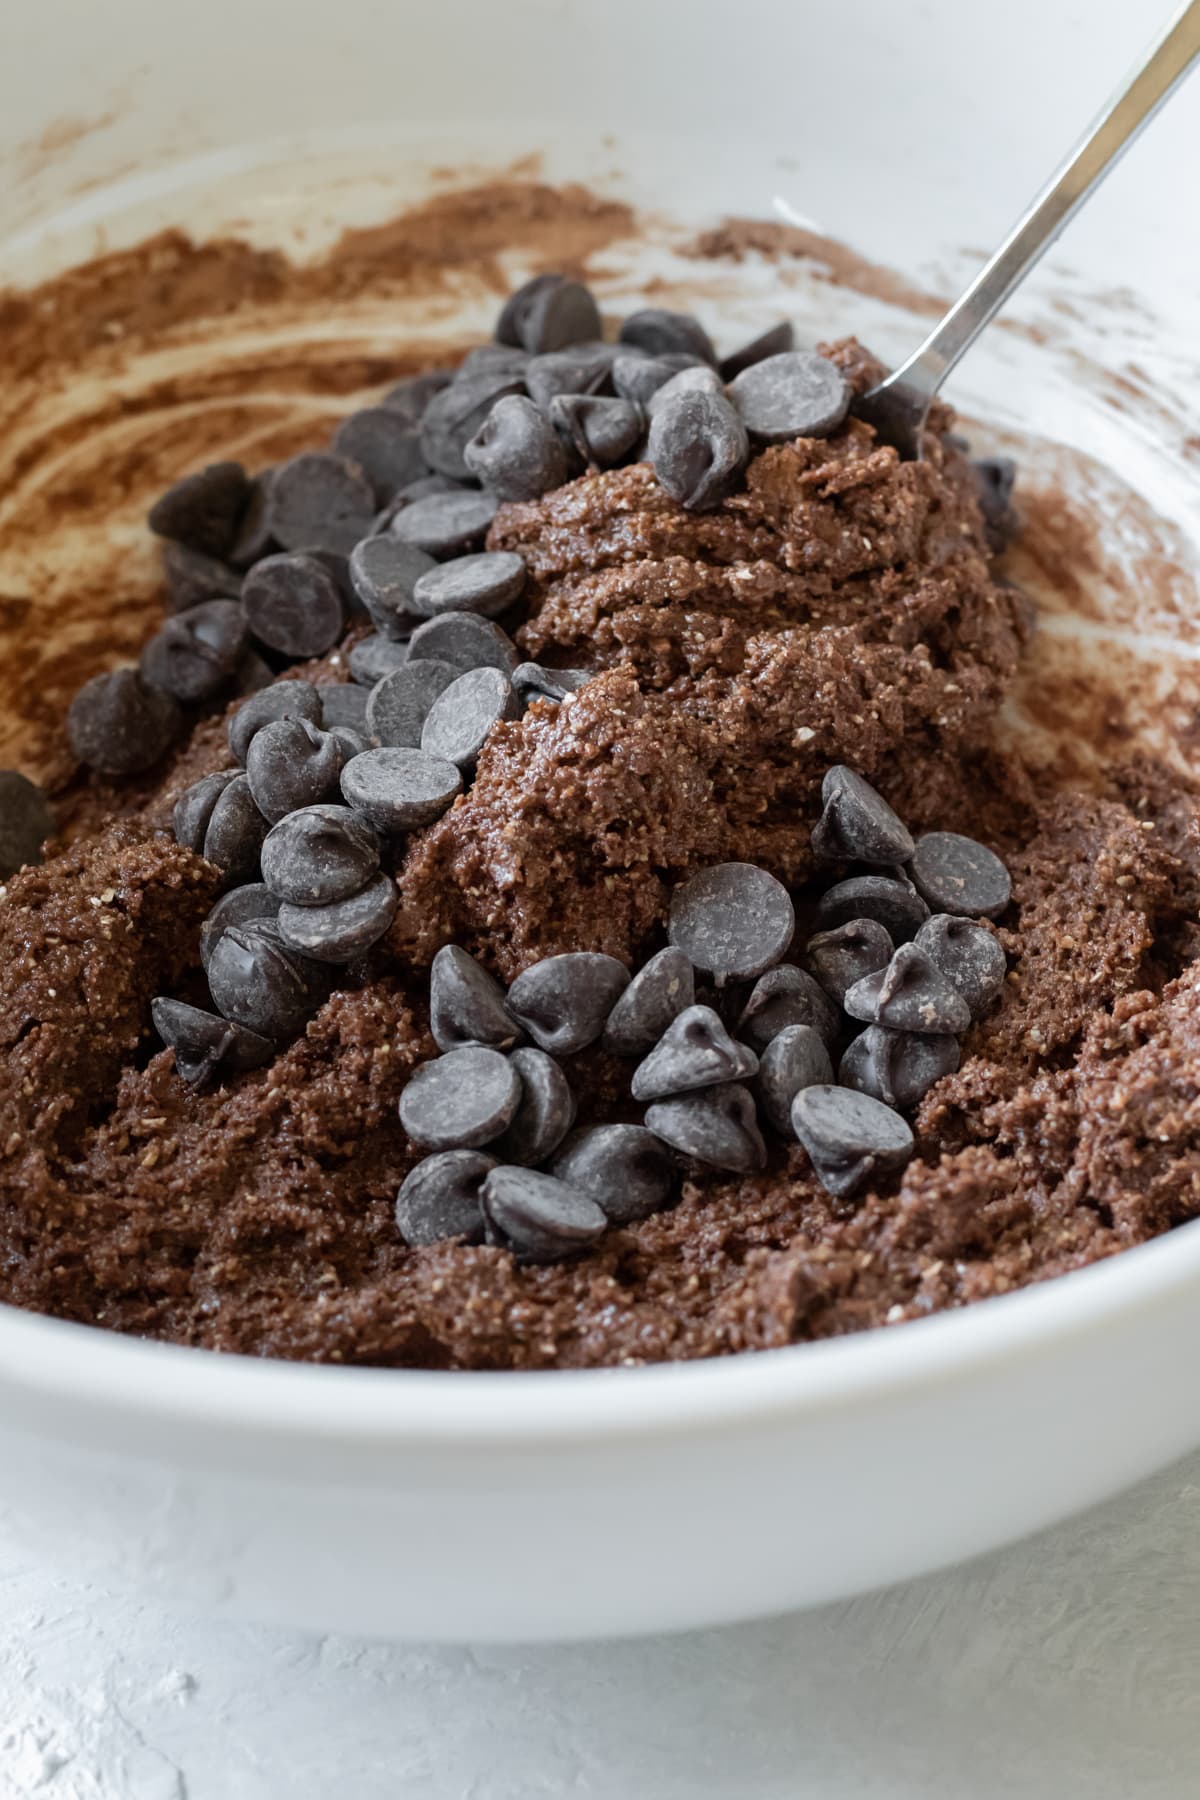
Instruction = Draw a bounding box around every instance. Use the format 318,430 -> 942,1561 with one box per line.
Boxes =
148,460 -> 250,558
347,535 -> 434,639
420,666 -> 518,770
648,389 -> 749,512
399,1045 -> 522,1151
495,1046 -> 577,1166
524,348 -> 611,409
495,275 -> 564,348
908,831 -> 1012,919
420,371 -> 526,480
261,803 -> 380,905
813,875 -> 930,943
203,773 -> 269,884
811,765 -> 915,865
318,683 -> 370,733
329,725 -> 368,763
481,1164 -> 607,1262
511,663 -> 592,705
227,470 -> 277,570
550,1124 -> 676,1225
67,669 -> 182,775
915,914 -> 1008,1019
245,717 -> 344,823
173,770 -> 239,853
199,882 -> 280,972
407,612 -> 519,676
391,489 -> 501,559
753,1024 -> 833,1135
331,408 -> 428,503
613,355 -> 680,408
719,321 -> 795,383
412,551 -> 526,619
233,650 -> 275,696
518,279 -> 602,355
339,746 -> 462,832
549,394 -> 644,468
644,364 -> 725,419
395,1150 -> 492,1246
379,473 -> 468,527
644,1082 -> 766,1174
803,918 -> 895,1006
277,869 -> 397,963
366,659 -> 457,748
972,456 -> 1019,552
631,1004 -> 757,1101
620,308 -> 717,366
140,599 -> 248,703
844,942 -> 972,1035
464,395 -> 569,501
728,351 -> 851,444
307,547 -> 364,612
161,542 -> 241,613
349,634 -> 410,686
507,953 -> 631,1056
381,369 -> 454,426
791,1084 -> 914,1197
207,917 -> 334,1041
971,453 -> 1017,504
228,678 -> 322,764
242,552 -> 345,659
267,452 -> 376,557
430,944 -> 522,1053
575,339 -> 647,371
601,945 -> 694,1055
461,345 -> 533,380
736,963 -> 841,1053
0,770 -> 53,876
302,538 -> 366,609
669,862 -> 794,985
151,996 -> 273,1088
840,1025 -> 960,1111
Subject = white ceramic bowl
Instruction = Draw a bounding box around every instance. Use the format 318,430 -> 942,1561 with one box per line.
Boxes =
1,0 -> 1198,1641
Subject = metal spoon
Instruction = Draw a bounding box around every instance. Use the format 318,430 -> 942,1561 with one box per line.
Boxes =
856,0 -> 1200,457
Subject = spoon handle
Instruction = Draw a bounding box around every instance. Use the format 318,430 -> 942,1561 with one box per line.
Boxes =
891,0 -> 1200,406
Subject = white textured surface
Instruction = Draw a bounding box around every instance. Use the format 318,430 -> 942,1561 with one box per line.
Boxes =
2,1451 -> 1199,1798
3,0 -> 1200,1744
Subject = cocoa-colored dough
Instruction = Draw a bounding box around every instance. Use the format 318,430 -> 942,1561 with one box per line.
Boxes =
398,344 -> 1028,974
3,233 -> 1200,1366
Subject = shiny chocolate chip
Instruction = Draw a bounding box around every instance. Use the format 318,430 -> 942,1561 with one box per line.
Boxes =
430,945 -> 522,1053
399,1045 -> 522,1151
550,1124 -> 676,1225
506,953 -> 631,1057
151,996 -> 273,1088
791,1084 -> 914,1198
669,862 -> 794,985
480,1165 -> 607,1262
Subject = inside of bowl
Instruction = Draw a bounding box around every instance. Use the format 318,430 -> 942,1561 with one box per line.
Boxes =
1,119 -> 1198,788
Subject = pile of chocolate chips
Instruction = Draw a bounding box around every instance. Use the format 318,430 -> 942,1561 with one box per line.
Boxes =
36,273 -> 1017,1111
122,285 -> 863,1082
3,271 -> 1016,904
58,274 -> 868,794
394,769 -> 1010,1262
151,651 -> 579,1080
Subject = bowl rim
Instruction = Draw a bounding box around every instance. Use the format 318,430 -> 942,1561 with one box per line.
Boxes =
2,1213 -> 1200,1450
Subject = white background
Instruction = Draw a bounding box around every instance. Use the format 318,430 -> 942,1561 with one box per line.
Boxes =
4,1448 -> 1200,1797
3,0 -> 1200,1789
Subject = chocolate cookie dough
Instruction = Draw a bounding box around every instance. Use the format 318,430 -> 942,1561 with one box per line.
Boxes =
1,265 -> 1198,1369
